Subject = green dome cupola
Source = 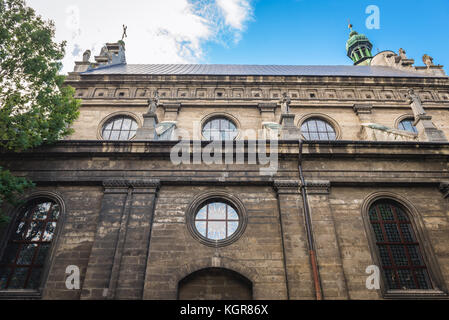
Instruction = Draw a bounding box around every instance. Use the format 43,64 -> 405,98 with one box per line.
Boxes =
346,23 -> 373,66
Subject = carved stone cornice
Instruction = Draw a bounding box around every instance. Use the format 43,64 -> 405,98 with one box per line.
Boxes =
440,182 -> 449,198
274,180 -> 300,194
305,180 -> 331,195
103,179 -> 161,191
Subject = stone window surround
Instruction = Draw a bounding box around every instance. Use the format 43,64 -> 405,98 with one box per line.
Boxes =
0,191 -> 66,300
361,192 -> 448,299
97,111 -> 142,141
296,113 -> 342,141
185,191 -> 248,248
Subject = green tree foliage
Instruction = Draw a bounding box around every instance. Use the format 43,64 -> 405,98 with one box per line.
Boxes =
0,0 -> 80,223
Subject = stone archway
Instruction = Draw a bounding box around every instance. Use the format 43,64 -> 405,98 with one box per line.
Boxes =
178,268 -> 253,300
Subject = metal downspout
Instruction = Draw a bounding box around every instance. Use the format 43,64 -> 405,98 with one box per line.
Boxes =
298,140 -> 323,300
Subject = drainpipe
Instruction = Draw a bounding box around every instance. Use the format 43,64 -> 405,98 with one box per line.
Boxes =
298,140 -> 323,300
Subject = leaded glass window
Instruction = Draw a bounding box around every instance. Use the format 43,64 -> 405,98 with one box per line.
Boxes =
301,118 -> 337,141
398,118 -> 418,134
0,198 -> 60,290
102,116 -> 138,141
369,201 -> 432,290
202,118 -> 238,141
194,202 -> 239,241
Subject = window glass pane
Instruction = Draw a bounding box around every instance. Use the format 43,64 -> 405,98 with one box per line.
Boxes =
17,244 -> 37,265
122,118 -> 132,131
0,268 -> 10,290
26,268 -> 42,290
384,224 -> 401,242
196,207 -> 207,220
103,116 -> 138,141
399,119 -> 417,134
207,221 -> 226,240
112,118 -> 123,130
119,130 -> 129,141
195,221 -> 206,237
378,245 -> 391,266
8,268 -> 28,289
400,224 -> 415,242
228,221 -> 239,236
35,244 -> 51,265
109,130 -> 120,140
316,120 -> 326,131
301,118 -> 336,141
372,224 -> 384,242
398,269 -> 416,289
414,269 -> 432,289
228,207 -> 238,220
203,118 -> 237,141
208,203 -> 226,220
0,243 -> 19,264
42,222 -> 57,242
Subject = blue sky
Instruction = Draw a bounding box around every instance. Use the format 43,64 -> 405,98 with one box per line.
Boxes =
203,0 -> 449,67
27,0 -> 449,73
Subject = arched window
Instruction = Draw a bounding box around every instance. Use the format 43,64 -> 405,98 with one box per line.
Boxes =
0,198 -> 60,290
102,115 -> 138,141
194,202 -> 239,241
368,200 -> 432,290
202,117 -> 238,141
398,118 -> 418,134
301,118 -> 337,141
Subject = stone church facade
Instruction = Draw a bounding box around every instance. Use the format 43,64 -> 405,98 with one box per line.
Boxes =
1,29 -> 449,300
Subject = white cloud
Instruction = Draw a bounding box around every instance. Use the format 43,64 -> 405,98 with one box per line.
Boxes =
216,0 -> 252,31
25,0 -> 254,74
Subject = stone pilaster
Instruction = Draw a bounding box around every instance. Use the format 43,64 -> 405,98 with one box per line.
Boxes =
274,180 -> 314,299
162,103 -> 181,122
258,103 -> 276,123
440,182 -> 449,199
81,180 -> 131,300
135,113 -> 158,140
304,180 -> 349,299
113,180 -> 160,300
81,179 -> 160,300
414,114 -> 447,142
280,114 -> 302,140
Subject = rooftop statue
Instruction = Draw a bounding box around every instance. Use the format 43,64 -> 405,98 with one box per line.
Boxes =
122,25 -> 128,41
398,48 -> 407,60
82,50 -> 91,63
422,54 -> 434,67
147,91 -> 160,114
408,89 -> 427,118
280,92 -> 291,114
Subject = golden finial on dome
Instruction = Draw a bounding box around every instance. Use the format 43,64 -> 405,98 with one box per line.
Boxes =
348,19 -> 353,31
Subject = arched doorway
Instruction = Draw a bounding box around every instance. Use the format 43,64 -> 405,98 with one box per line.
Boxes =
178,268 -> 253,300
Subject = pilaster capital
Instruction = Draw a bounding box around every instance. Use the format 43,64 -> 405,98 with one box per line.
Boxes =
305,180 -> 331,195
353,104 -> 373,115
274,180 -> 300,194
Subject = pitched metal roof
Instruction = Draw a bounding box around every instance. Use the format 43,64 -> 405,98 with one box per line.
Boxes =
82,63 -> 444,78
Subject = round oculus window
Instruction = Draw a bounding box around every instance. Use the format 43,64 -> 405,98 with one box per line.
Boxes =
194,202 -> 240,241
